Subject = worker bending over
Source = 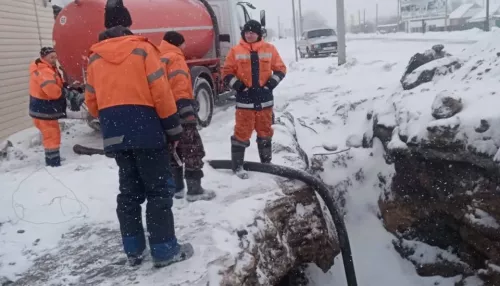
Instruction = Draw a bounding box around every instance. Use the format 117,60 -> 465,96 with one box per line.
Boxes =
84,1 -> 193,268
159,31 -> 216,202
28,47 -> 67,167
222,20 -> 287,179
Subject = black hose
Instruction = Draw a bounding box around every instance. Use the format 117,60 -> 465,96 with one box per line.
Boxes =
207,160 -> 358,286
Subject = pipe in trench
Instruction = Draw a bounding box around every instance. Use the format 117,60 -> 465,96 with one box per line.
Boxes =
207,160 -> 358,286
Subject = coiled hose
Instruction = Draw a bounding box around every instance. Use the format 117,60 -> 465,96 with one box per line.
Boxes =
207,160 -> 358,286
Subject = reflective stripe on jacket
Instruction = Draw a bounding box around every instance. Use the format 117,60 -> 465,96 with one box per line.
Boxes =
159,40 -> 196,123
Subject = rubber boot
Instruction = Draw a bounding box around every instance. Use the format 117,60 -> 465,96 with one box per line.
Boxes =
45,149 -> 61,167
153,243 -> 195,268
185,178 -> 216,202
171,166 -> 185,199
231,145 -> 248,179
257,138 -> 272,164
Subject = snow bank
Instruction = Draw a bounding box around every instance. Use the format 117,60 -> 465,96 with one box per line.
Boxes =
373,28 -> 500,168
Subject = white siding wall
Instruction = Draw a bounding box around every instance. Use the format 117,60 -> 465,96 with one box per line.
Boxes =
0,0 -> 54,140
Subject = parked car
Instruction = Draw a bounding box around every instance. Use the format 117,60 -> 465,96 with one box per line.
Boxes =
298,28 -> 338,58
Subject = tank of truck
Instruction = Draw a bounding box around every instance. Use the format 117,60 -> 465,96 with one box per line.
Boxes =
53,0 -> 215,83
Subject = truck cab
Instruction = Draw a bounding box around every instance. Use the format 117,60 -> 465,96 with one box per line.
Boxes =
207,0 -> 265,65
191,0 -> 266,126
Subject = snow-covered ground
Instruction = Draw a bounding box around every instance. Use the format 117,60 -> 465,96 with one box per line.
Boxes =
347,28 -> 492,43
0,31 -> 493,285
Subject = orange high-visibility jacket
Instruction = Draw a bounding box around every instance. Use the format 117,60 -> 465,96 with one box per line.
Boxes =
222,39 -> 286,110
159,40 -> 196,122
84,31 -> 181,152
28,59 -> 66,120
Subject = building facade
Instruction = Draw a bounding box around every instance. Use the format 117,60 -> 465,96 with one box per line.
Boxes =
0,0 -> 54,140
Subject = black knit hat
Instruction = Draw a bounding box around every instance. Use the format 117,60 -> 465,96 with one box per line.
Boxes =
40,47 -> 56,58
104,0 -> 132,29
163,31 -> 185,47
241,20 -> 262,41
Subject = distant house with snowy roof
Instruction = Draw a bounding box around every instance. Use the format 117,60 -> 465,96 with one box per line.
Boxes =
467,3 -> 500,29
448,3 -> 482,30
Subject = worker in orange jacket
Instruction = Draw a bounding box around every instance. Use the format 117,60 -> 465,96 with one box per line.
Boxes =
159,31 -> 216,202
222,20 -> 287,179
28,47 -> 67,167
84,0 -> 193,268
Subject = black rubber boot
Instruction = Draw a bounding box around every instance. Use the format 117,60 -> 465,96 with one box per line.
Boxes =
231,145 -> 248,179
257,137 -> 272,164
185,178 -> 216,202
171,166 -> 184,199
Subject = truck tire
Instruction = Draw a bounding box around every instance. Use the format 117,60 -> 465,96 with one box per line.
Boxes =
193,77 -> 214,127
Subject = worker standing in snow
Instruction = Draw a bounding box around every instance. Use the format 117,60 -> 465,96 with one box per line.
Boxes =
28,47 -> 67,167
159,31 -> 216,202
83,0 -> 193,268
222,20 -> 287,179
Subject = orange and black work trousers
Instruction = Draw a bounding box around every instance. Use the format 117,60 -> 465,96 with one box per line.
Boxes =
33,119 -> 61,167
231,108 -> 273,166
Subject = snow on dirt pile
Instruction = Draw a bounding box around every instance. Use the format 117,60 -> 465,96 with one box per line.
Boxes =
375,28 -> 500,164
267,38 -> 480,286
367,31 -> 500,285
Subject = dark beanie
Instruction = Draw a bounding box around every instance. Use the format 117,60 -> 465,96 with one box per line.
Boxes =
163,31 -> 185,47
40,47 -> 55,58
242,20 -> 262,36
241,20 -> 262,42
104,0 -> 132,29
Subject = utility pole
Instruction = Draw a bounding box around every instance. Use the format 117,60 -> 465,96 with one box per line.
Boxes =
298,0 -> 303,34
358,10 -> 361,27
337,0 -> 346,65
445,0 -> 448,31
278,16 -> 281,38
397,0 -> 401,32
376,3 -> 379,32
292,0 -> 298,61
485,0 -> 490,31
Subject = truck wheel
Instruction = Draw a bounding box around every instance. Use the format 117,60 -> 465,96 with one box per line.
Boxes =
193,77 -> 214,128
306,47 -> 314,58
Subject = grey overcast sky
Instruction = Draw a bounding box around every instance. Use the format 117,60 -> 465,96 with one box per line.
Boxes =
251,0 -> 399,30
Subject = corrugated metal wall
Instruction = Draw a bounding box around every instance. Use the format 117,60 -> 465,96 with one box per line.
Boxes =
0,0 -> 54,140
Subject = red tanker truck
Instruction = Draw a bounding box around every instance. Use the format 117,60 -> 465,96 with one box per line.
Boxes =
52,0 -> 266,128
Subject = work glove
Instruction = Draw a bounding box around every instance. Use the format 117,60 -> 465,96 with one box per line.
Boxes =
231,79 -> 247,92
265,76 -> 279,90
65,89 -> 85,112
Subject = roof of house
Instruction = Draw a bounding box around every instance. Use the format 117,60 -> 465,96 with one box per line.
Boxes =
468,4 -> 500,22
449,3 -> 481,19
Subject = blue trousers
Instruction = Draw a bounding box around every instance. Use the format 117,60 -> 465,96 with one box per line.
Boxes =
114,148 -> 180,261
